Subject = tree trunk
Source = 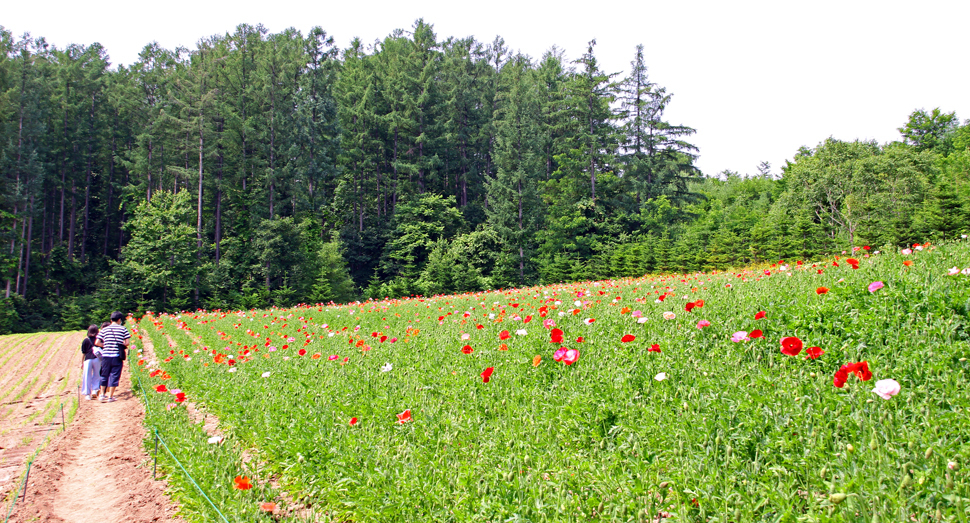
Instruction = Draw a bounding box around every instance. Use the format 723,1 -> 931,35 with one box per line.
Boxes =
215,124 -> 223,265
22,194 -> 34,298
81,93 -> 95,263
68,180 -> 77,260
104,136 -> 115,257
196,113 -> 204,306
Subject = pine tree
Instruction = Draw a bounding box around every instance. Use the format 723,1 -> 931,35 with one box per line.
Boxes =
485,54 -> 543,285
617,44 -> 700,205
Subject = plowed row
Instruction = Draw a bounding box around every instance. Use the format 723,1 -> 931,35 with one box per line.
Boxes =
0,331 -> 84,496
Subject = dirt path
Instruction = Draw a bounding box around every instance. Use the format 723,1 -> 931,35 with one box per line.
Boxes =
8,349 -> 183,523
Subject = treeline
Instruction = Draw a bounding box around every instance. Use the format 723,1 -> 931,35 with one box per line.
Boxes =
0,21 -> 968,333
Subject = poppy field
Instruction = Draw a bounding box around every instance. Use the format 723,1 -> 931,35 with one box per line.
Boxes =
133,241 -> 970,522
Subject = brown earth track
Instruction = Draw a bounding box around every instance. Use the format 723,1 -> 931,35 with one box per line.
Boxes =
1,331 -> 183,523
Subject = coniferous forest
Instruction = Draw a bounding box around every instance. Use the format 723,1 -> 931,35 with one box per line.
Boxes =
0,20 -> 968,333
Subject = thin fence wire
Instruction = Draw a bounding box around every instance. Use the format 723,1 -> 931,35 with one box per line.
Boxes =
3,402 -> 66,523
133,368 -> 231,523
4,366 -> 232,523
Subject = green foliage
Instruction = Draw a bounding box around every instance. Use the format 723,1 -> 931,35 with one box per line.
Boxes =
111,191 -> 197,312
310,237 -> 357,304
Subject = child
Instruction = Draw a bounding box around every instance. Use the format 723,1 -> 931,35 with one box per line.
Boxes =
80,325 -> 101,400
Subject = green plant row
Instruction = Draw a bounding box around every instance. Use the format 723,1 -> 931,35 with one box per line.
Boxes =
137,242 -> 970,522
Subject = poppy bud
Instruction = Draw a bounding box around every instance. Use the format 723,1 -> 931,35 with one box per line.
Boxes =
925,447 -> 933,459
901,475 -> 912,489
869,438 -> 878,451
828,493 -> 847,504
946,474 -> 954,490
659,481 -> 669,489
819,467 -> 827,479
846,444 -> 855,453
714,435 -> 722,446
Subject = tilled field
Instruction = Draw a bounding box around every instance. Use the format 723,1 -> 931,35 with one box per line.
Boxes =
0,331 -> 84,496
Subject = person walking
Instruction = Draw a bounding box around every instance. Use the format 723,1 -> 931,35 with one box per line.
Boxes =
95,311 -> 131,403
80,325 -> 101,400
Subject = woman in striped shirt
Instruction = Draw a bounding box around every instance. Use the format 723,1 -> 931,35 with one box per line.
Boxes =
95,311 -> 131,403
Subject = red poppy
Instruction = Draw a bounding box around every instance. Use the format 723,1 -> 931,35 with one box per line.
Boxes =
397,409 -> 412,424
550,328 -> 564,344
749,329 -> 764,339
499,330 -> 510,341
298,348 -> 307,356
155,384 -> 168,393
903,260 -> 913,267
563,349 -> 580,365
498,343 -> 509,351
816,287 -> 829,295
175,392 -> 187,403
260,502 -> 277,512
754,311 -> 766,320
805,346 -> 824,360
621,334 -> 636,343
461,345 -> 473,354
481,367 -> 494,383
233,475 -> 253,490
282,344 -> 289,350
476,324 -> 484,329
694,300 -> 705,308
685,302 -> 696,313
523,315 -> 532,323
780,336 -> 803,356
349,417 -> 358,426
648,344 -> 661,353
621,307 -> 631,314
849,361 -> 872,381
846,258 -> 859,266
575,336 -> 584,343
863,245 -> 870,250
380,335 -> 388,342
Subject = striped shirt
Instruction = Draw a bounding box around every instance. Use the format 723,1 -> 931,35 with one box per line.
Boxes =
96,324 -> 130,358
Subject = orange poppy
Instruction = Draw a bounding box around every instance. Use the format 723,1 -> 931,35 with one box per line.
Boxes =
233,475 -> 253,490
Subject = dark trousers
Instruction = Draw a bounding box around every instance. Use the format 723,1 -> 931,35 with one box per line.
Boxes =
100,356 -> 124,388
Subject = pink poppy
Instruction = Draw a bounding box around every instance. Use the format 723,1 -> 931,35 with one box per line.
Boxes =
563,349 -> 579,365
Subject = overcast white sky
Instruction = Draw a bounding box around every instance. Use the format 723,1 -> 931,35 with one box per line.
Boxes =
4,0 -> 968,176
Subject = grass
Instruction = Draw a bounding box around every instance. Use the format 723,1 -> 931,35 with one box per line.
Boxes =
133,241 -> 970,522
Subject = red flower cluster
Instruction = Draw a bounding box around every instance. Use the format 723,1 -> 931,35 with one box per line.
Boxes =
550,328 -> 564,344
684,300 -> 704,312
780,336 -> 803,356
805,346 -> 824,360
846,258 -> 860,269
833,361 -> 872,387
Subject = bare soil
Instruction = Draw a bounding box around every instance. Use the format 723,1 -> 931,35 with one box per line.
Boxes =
1,332 -> 183,523
0,332 -> 81,493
